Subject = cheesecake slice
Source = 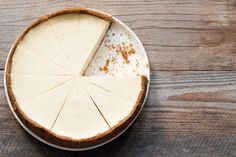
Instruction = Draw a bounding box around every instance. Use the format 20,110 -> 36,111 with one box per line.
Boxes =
51,79 -> 110,141
49,13 -> 110,75
83,76 -> 147,128
76,14 -> 110,75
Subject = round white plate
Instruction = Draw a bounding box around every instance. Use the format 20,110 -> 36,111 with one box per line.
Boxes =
4,8 -> 150,151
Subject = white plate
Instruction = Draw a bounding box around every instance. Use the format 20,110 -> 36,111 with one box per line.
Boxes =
4,9 -> 150,151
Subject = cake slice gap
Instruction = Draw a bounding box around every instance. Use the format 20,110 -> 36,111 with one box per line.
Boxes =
51,79 -> 110,140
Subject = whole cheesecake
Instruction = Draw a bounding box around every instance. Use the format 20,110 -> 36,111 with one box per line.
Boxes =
5,8 -> 148,148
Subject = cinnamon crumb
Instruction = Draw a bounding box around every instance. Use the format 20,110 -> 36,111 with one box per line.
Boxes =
112,33 -> 115,36
128,47 -> 135,55
112,57 -> 116,62
99,59 -> 110,73
123,60 -> 130,64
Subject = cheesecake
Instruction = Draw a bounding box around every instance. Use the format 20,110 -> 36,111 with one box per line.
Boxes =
5,8 -> 148,148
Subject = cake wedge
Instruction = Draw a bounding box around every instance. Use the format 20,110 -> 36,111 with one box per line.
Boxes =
51,79 -> 110,144
49,13 -> 110,75
83,76 -> 147,128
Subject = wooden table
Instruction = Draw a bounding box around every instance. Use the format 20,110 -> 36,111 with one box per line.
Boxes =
1,0 -> 236,156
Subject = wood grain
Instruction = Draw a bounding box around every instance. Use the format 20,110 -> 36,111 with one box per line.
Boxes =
1,70 -> 236,156
1,0 -> 236,156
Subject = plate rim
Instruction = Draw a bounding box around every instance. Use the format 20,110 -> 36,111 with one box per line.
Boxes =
3,8 -> 150,151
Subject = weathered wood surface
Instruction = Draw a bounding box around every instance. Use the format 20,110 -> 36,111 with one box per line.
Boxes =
1,0 -> 236,157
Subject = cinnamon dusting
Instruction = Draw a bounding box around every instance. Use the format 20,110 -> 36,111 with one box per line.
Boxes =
106,41 -> 135,64
116,43 -> 135,64
105,42 -> 136,64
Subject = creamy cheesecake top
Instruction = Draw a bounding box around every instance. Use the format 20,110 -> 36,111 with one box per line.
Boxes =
6,8 -> 148,148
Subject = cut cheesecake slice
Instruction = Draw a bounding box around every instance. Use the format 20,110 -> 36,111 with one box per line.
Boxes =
49,13 -> 110,75
51,80 -> 110,141
82,76 -> 147,128
87,84 -> 136,127
76,14 -> 110,75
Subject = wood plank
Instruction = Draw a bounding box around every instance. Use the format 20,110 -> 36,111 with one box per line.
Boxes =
1,70 -> 236,156
1,0 -> 236,70
1,0 -> 236,156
